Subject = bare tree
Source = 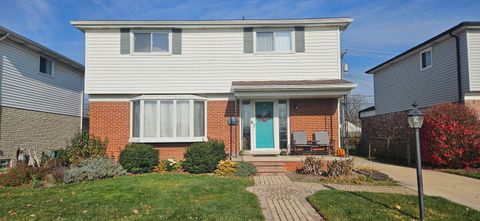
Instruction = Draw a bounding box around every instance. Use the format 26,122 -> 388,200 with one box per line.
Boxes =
346,95 -> 368,126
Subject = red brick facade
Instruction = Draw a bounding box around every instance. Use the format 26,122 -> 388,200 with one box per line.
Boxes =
289,98 -> 340,150
89,102 -> 130,159
206,100 -> 239,157
89,98 -> 339,161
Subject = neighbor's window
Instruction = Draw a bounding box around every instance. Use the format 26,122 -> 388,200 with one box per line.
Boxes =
420,48 -> 432,70
131,99 -> 206,142
134,31 -> 170,53
256,31 -> 292,52
39,56 -> 53,75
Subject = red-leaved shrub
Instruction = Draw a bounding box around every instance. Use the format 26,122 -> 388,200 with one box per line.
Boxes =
420,103 -> 480,168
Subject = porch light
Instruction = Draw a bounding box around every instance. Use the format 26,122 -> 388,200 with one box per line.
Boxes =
408,102 -> 425,221
407,102 -> 424,129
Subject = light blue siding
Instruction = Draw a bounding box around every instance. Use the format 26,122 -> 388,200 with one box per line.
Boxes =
0,39 -> 83,116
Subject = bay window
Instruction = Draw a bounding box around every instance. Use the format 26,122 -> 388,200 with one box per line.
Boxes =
131,97 -> 206,142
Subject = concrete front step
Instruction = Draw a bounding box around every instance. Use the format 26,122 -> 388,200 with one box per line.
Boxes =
252,162 -> 285,167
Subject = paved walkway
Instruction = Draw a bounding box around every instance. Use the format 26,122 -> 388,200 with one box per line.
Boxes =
354,157 -> 480,210
247,175 -> 326,221
247,175 -> 414,221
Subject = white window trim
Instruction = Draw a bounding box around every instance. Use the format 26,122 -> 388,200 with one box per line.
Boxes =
38,55 -> 54,77
130,29 -> 172,56
420,47 -> 433,70
129,97 -> 207,143
253,28 -> 295,54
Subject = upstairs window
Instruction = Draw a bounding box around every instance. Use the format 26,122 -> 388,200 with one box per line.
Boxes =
131,97 -> 206,142
39,56 -> 53,75
133,31 -> 170,53
420,48 -> 432,70
256,31 -> 292,52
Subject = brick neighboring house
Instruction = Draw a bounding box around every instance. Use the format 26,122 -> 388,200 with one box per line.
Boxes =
71,18 -> 356,160
0,26 -> 85,166
359,21 -> 480,161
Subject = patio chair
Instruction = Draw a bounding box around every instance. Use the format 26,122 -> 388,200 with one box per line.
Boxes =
313,131 -> 333,155
291,131 -> 313,155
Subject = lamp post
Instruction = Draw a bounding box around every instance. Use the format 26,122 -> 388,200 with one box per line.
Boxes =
408,102 -> 425,221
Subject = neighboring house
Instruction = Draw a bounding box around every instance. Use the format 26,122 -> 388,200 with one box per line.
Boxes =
71,18 -> 356,160
0,26 -> 85,165
359,21 -> 480,160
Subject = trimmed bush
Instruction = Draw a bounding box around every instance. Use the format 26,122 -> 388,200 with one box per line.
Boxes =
303,156 -> 323,176
215,160 -> 238,176
420,103 -> 480,168
63,130 -> 107,165
119,144 -> 159,173
236,162 -> 257,177
326,159 -> 353,177
64,158 -> 126,184
182,140 -> 226,174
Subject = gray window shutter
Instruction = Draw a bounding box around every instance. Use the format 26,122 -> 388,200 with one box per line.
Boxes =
244,28 -> 254,53
120,28 -> 130,54
172,29 -> 182,55
295,26 -> 305,52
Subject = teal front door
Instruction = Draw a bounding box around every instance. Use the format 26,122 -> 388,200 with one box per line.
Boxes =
255,102 -> 275,149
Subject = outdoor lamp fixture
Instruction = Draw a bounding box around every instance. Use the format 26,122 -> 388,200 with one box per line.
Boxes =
408,102 -> 425,221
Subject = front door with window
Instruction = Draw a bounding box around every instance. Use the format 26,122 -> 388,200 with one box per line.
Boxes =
255,102 -> 275,149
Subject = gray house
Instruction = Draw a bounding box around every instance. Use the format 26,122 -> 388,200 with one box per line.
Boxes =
0,26 -> 84,166
359,21 -> 480,161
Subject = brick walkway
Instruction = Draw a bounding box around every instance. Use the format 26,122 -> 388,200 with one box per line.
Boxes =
247,175 -> 416,221
247,175 -> 327,221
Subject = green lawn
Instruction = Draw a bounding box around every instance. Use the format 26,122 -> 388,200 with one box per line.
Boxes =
437,169 -> 480,180
308,190 -> 480,221
0,173 -> 263,221
287,173 -> 398,186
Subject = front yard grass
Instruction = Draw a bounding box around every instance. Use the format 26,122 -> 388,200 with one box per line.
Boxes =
287,172 -> 398,186
437,169 -> 480,180
0,173 -> 263,221
308,190 -> 480,221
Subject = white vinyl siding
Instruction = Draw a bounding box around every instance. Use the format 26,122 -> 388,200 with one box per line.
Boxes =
374,37 -> 459,115
0,39 -> 83,116
468,29 -> 480,91
84,27 -> 341,94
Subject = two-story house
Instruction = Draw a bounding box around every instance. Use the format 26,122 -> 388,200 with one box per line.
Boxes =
71,18 -> 355,160
0,26 -> 85,166
359,21 -> 480,160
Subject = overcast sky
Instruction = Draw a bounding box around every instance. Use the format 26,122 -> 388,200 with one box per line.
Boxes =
1,0 -> 480,102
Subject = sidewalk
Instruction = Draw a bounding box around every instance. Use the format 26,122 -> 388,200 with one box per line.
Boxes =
354,157 -> 480,210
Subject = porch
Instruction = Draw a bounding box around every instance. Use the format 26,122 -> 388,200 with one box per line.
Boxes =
231,79 -> 356,157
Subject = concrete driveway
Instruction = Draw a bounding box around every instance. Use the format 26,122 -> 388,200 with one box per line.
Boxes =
354,157 -> 480,211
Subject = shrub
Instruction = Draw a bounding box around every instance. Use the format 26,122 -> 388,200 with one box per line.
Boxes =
64,158 -> 126,184
38,159 -> 67,183
182,140 -> 226,174
63,131 -> 108,165
303,157 -> 324,175
214,160 -> 238,176
236,162 -> 257,177
119,144 -> 159,173
0,163 -> 38,187
153,159 -> 181,173
326,159 -> 353,177
420,103 -> 480,168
